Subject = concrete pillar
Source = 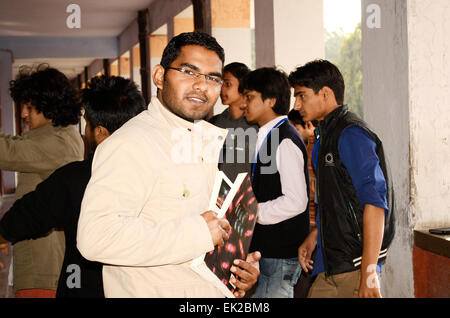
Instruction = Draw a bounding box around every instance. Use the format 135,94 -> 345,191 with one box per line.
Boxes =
0,51 -> 16,193
193,0 -> 212,34
362,0 -> 413,298
255,0 -> 275,68
138,9 -> 151,105
103,59 -> 110,77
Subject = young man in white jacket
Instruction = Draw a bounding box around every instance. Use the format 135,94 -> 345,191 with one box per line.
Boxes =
77,32 -> 260,298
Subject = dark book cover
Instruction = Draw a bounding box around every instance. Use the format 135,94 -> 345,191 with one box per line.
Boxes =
203,174 -> 258,296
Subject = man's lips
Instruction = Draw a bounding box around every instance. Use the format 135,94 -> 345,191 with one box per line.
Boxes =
186,95 -> 208,104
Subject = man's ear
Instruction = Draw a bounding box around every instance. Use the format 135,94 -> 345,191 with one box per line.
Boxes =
266,97 -> 276,109
94,126 -> 110,145
152,64 -> 165,90
321,86 -> 334,101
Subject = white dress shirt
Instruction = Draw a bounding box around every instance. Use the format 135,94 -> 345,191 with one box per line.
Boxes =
255,116 -> 308,225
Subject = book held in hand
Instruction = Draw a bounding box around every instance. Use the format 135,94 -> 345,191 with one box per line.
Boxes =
190,172 -> 258,298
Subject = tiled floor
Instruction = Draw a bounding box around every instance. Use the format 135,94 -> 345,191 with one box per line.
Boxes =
0,195 -> 15,298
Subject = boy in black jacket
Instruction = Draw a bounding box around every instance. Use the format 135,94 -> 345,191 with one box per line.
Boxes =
291,60 -> 395,298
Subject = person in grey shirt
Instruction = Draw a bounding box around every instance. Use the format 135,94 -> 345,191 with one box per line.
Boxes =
209,62 -> 258,181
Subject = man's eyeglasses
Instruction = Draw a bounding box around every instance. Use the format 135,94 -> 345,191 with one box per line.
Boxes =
166,67 -> 224,86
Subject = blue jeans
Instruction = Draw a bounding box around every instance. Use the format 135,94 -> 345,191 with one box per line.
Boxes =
251,257 -> 302,298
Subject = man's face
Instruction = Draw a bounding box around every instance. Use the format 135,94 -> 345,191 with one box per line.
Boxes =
291,122 -> 308,143
21,102 -> 51,130
221,72 -> 242,104
293,85 -> 327,122
221,72 -> 245,120
242,90 -> 272,125
158,45 -> 223,122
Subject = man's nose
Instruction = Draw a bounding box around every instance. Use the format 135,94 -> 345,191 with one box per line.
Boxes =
21,106 -> 29,118
293,98 -> 302,111
240,97 -> 247,108
192,74 -> 209,91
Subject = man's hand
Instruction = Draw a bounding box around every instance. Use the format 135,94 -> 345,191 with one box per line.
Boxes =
201,211 -> 231,247
304,121 -> 316,139
298,228 -> 318,273
359,265 -> 382,298
359,204 -> 385,298
230,251 -> 261,298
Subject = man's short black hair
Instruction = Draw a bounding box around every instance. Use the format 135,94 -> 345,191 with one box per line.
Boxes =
82,75 -> 146,134
241,67 -> 291,115
223,62 -> 250,86
160,32 -> 225,69
288,109 -> 306,127
288,59 -> 345,106
288,109 -> 319,128
9,64 -> 82,127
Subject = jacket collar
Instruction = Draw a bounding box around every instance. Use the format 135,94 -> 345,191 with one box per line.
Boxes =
148,97 -> 228,161
149,96 -> 226,135
320,105 -> 348,132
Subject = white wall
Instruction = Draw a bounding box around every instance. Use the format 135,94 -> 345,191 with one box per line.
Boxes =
407,0 -> 450,230
213,27 -> 253,115
273,0 -> 325,74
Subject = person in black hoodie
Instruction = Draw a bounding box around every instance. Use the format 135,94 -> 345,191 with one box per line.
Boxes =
291,60 -> 395,298
0,75 -> 146,297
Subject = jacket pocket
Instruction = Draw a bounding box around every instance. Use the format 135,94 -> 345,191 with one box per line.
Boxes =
347,202 -> 362,242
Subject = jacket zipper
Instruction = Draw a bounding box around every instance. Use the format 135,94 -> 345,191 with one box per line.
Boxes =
317,125 -> 329,277
347,202 -> 362,241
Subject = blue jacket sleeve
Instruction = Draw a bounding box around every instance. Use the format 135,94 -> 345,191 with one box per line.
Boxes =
338,126 -> 388,213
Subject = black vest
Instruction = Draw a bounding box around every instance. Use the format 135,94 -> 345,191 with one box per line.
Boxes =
318,106 -> 395,275
249,120 -> 310,258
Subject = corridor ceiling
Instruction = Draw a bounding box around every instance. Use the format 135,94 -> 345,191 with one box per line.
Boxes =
0,0 -> 156,78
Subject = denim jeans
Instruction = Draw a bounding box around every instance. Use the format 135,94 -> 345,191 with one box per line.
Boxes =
251,257 -> 302,298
